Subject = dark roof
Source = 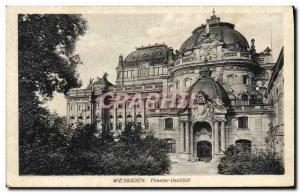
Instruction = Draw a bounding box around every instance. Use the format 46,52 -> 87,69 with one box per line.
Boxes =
190,77 -> 229,104
179,17 -> 249,53
124,44 -> 170,64
188,68 -> 229,104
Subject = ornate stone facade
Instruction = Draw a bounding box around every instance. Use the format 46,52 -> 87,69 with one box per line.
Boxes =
66,12 -> 283,162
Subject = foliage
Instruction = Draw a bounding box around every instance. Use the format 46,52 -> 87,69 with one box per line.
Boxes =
20,121 -> 171,175
19,111 -> 71,175
218,145 -> 284,175
18,14 -> 87,99
18,14 -> 87,175
64,123 -> 171,175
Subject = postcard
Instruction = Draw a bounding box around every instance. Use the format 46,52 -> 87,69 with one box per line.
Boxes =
6,6 -> 294,187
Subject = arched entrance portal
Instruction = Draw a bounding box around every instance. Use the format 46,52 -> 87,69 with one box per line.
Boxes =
197,141 -> 212,161
193,121 -> 213,161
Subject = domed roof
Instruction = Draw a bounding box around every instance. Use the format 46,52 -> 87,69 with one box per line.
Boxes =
190,68 -> 229,104
124,43 -> 171,64
179,13 -> 249,53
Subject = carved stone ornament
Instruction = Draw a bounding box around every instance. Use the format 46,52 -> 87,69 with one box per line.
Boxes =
192,92 -> 213,122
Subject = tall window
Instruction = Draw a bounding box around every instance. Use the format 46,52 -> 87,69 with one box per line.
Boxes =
118,122 -> 122,130
137,122 -> 142,128
154,67 -> 160,75
235,139 -> 251,153
165,139 -> 176,153
128,70 -> 131,78
243,75 -> 249,85
175,81 -> 179,89
165,118 -> 173,130
242,94 -> 249,105
238,116 -> 248,129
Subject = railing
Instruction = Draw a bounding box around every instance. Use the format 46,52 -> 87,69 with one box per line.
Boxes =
223,52 -> 251,60
69,89 -> 91,97
174,51 -> 252,66
232,105 -> 271,111
148,108 -> 179,114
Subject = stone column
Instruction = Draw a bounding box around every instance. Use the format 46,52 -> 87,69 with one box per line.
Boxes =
214,121 -> 219,154
180,122 -> 185,153
220,121 -> 225,151
185,122 -> 190,153
190,122 -> 194,160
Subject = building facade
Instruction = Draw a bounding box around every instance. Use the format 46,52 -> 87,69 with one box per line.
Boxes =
66,12 -> 284,162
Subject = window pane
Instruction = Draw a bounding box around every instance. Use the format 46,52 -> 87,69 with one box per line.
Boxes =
238,116 -> 248,128
243,75 -> 249,85
165,118 -> 173,129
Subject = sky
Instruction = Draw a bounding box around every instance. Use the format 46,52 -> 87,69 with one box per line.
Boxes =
45,11 -> 283,116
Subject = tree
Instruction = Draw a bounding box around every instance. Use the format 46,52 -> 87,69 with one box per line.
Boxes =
18,14 -> 87,138
19,14 -> 87,99
18,14 -> 87,174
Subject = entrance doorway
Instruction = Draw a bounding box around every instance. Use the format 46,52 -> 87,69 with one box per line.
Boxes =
197,141 -> 212,161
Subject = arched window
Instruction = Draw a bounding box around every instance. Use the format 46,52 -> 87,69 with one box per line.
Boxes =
238,116 -> 248,129
86,116 -> 90,119
126,114 -> 132,118
243,75 -> 249,85
168,85 -> 172,93
227,74 -> 235,85
242,94 -> 249,105
109,114 -> 114,119
235,139 -> 252,153
184,78 -> 191,88
175,81 -> 179,89
117,114 -> 123,119
165,118 -> 173,130
165,138 -> 176,153
78,116 -> 83,120
136,114 -> 142,118
70,116 -> 75,120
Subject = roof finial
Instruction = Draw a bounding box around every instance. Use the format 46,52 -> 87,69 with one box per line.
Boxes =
212,8 -> 215,16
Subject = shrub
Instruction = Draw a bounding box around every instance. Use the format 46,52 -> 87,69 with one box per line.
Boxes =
218,145 -> 284,175
65,123 -> 171,175
20,118 -> 171,175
